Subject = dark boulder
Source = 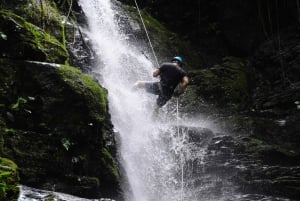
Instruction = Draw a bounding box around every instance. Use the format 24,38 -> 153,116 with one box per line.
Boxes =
0,59 -> 120,199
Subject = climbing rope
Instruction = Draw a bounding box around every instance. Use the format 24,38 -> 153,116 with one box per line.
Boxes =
133,0 -> 160,67
176,98 -> 184,201
62,0 -> 73,24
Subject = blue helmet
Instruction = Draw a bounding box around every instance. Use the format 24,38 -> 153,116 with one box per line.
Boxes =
171,56 -> 183,66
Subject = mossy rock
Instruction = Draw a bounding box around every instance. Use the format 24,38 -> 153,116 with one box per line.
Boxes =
125,5 -> 201,69
0,59 -> 119,198
0,157 -> 19,201
1,0 -> 75,45
22,0 -> 66,40
187,56 -> 248,110
57,65 -> 108,122
0,9 -> 68,63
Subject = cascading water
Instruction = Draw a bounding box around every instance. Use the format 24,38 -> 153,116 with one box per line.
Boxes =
78,0 -> 200,200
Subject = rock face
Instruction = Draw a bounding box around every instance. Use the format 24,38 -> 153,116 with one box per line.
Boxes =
1,60 -> 119,198
168,126 -> 300,200
205,135 -> 300,200
0,0 -> 120,199
0,10 -> 68,64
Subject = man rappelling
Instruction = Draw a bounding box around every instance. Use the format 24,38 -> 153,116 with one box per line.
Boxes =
133,56 -> 189,107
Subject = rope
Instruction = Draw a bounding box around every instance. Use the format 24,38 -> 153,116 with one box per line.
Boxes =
62,0 -> 73,24
176,98 -> 184,201
133,0 -> 160,67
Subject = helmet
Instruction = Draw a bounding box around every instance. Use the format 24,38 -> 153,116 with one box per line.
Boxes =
171,56 -> 183,66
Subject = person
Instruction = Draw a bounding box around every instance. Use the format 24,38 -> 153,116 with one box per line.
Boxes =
133,56 -> 189,107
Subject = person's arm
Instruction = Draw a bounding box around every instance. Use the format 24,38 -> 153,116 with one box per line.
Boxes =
180,76 -> 189,89
153,68 -> 161,77
174,76 -> 189,97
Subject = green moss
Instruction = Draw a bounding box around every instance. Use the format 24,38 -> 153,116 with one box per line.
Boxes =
0,9 -> 68,63
3,0 -> 70,61
24,1 -> 65,39
140,9 -> 166,34
189,57 -> 248,109
4,128 -> 15,135
249,138 -> 264,146
101,148 -> 119,180
44,193 -> 56,201
57,65 -> 108,122
10,97 -> 27,111
125,6 -> 201,68
0,157 -> 19,201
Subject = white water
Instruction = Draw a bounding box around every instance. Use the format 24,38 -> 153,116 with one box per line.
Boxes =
78,0 -> 197,201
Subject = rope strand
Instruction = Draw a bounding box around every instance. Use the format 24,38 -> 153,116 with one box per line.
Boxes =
176,98 -> 184,201
133,0 -> 160,67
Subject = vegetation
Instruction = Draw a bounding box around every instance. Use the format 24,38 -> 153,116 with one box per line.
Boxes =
0,157 -> 19,201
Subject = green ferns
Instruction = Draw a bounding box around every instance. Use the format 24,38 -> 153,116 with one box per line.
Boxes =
0,157 -> 19,201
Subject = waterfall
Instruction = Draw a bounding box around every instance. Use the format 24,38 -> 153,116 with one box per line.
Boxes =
78,0 -> 197,200
16,1 -> 294,201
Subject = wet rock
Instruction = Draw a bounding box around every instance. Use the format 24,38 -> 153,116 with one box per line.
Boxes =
0,59 -> 120,199
201,135 -> 300,200
180,56 -> 249,117
0,10 -> 68,64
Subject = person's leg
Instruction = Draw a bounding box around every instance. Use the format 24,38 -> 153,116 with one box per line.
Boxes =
133,81 -> 161,95
133,81 -> 148,88
156,94 -> 171,107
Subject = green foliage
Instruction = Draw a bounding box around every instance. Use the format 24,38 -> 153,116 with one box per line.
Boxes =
10,97 -> 27,111
61,138 -> 73,151
0,157 -> 19,200
0,182 -> 7,198
4,128 -> 15,135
